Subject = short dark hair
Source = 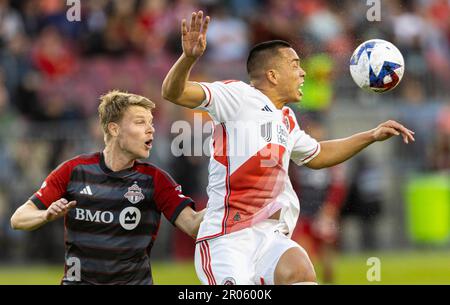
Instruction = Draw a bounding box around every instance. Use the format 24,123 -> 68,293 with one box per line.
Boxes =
246,40 -> 292,78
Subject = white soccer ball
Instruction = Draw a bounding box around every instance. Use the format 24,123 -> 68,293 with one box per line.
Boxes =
349,39 -> 405,93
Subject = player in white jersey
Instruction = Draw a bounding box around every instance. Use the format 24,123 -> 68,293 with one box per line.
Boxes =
162,11 -> 415,285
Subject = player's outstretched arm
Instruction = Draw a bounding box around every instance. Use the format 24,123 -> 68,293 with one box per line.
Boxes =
11,198 -> 76,231
306,120 -> 415,169
162,11 -> 210,108
174,206 -> 206,238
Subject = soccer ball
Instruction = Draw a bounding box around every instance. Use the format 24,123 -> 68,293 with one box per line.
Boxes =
349,39 -> 405,93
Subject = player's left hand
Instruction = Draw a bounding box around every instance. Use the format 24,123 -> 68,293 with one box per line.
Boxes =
371,120 -> 415,144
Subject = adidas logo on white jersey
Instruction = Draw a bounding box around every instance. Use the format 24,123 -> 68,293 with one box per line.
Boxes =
80,185 -> 93,195
261,105 -> 272,112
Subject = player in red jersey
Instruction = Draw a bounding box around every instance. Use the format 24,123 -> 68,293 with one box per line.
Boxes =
11,90 -> 204,284
161,11 -> 415,284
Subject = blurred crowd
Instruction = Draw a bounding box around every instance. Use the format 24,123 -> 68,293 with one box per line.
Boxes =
0,0 -> 449,264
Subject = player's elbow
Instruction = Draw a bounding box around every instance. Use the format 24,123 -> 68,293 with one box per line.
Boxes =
161,89 -> 176,103
10,208 -> 35,231
10,212 -> 21,230
305,158 -> 326,170
161,83 -> 181,104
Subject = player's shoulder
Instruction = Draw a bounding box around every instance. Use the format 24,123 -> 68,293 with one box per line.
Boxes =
219,79 -> 244,85
134,161 -> 178,186
54,152 -> 101,171
47,152 -> 100,178
212,79 -> 250,90
282,105 -> 295,115
69,152 -> 101,166
283,106 -> 301,122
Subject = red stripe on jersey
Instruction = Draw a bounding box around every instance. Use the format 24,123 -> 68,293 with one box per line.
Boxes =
203,84 -> 213,107
282,108 -> 295,133
196,232 -> 224,243
300,144 -> 319,163
221,80 -> 240,84
220,123 -> 231,235
226,143 -> 286,233
203,241 -> 216,284
212,123 -> 232,236
200,243 -> 211,285
200,242 -> 214,285
212,123 -> 228,167
198,143 -> 287,240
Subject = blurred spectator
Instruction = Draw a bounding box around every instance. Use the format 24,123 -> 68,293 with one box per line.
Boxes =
205,4 -> 249,63
31,26 -> 77,79
131,0 -> 170,56
290,112 -> 348,283
341,153 -> 384,251
0,0 -> 24,45
427,104 -> 450,171
249,0 -> 299,45
396,77 -> 440,172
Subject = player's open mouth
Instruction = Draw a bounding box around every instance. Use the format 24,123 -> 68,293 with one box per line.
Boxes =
145,140 -> 153,149
298,83 -> 304,95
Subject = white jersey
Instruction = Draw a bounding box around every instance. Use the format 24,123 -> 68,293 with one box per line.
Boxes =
194,80 -> 320,242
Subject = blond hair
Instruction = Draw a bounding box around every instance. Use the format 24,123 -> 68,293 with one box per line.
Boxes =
98,90 -> 155,141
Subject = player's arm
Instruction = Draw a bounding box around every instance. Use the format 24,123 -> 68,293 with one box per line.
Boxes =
174,207 -> 206,238
161,11 -> 210,108
10,199 -> 76,231
306,120 -> 415,169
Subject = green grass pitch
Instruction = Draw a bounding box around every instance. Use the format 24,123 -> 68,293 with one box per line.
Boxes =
0,250 -> 449,285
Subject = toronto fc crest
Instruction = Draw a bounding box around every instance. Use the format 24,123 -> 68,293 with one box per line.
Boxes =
124,182 -> 145,204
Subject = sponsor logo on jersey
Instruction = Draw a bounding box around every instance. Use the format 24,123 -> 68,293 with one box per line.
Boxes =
261,105 -> 272,112
79,185 -> 93,195
277,125 -> 288,146
124,182 -> 145,204
233,212 -> 241,222
119,207 -> 141,230
260,122 -> 272,142
74,208 -> 114,224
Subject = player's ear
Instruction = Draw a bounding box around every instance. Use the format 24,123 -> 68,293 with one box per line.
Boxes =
266,69 -> 278,85
107,122 -> 120,137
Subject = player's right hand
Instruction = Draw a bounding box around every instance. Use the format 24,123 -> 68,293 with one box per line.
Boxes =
45,198 -> 76,222
181,10 -> 210,59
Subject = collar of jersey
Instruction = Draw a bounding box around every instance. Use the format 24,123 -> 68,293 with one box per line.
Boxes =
99,152 -> 136,178
251,85 -> 285,113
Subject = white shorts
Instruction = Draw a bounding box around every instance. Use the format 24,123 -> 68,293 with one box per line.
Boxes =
194,219 -> 305,285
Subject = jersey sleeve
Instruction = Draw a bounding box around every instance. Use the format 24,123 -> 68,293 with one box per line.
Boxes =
153,170 -> 195,225
193,80 -> 244,122
289,113 -> 321,166
29,161 -> 73,210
